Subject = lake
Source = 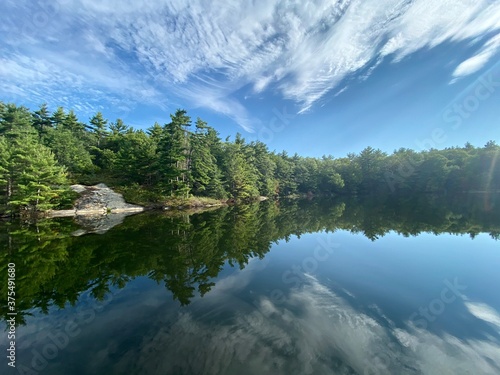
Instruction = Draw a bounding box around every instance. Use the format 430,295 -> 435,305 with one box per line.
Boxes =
2,193 -> 500,375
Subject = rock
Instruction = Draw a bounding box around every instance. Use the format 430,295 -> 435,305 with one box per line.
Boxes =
71,212 -> 131,236
47,184 -> 145,234
71,229 -> 87,237
70,184 -> 87,194
72,184 -> 144,214
48,209 -> 76,217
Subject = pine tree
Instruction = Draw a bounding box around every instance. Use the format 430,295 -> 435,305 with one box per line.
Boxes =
32,103 -> 52,137
222,134 -> 259,200
158,109 -> 191,197
43,127 -> 94,174
50,107 -> 66,128
63,110 -> 86,135
0,103 -> 33,135
90,112 -> 109,147
0,136 -> 10,210
251,141 -> 277,197
114,130 -> 157,185
190,118 -> 226,198
109,118 -> 129,135
4,131 -> 68,213
147,122 -> 163,141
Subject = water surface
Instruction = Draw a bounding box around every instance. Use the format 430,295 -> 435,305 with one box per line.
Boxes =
1,194 -> 500,375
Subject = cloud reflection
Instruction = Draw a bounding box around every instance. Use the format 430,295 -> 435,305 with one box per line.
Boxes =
108,275 -> 500,375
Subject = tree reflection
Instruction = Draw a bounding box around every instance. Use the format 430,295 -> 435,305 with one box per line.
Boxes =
2,193 -> 500,325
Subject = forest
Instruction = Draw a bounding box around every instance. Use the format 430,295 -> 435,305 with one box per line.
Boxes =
1,101 -> 499,214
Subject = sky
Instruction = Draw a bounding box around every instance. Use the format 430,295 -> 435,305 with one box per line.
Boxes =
1,0 -> 499,157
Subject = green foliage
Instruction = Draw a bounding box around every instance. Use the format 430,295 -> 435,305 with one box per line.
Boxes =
252,141 -> 277,196
0,137 -> 9,213
0,103 -> 33,135
43,127 -> 95,175
32,103 -> 52,137
89,111 -> 109,147
222,134 -> 260,200
189,118 -> 226,198
63,109 -> 86,135
2,131 -> 68,213
113,130 -> 157,185
109,118 -> 129,135
1,99 -> 499,212
117,183 -> 165,206
157,109 -> 192,197
50,107 -> 66,128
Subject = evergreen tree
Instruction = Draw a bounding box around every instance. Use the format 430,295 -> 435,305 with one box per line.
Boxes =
43,127 -> 94,174
147,122 -> 163,141
222,134 -> 259,200
0,136 -> 10,210
357,147 -> 387,193
32,103 -> 52,137
0,104 -> 32,135
62,110 -> 86,136
90,112 -> 109,147
317,156 -> 344,194
114,130 -> 157,185
109,118 -> 129,135
273,151 -> 298,196
158,109 -> 191,197
87,113 -> 112,170
251,141 -> 277,197
3,131 -> 68,213
189,118 -> 226,198
50,107 -> 66,128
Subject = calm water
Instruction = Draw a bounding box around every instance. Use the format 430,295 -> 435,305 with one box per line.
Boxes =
2,194 -> 500,375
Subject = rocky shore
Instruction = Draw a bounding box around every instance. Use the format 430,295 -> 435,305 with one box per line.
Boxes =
47,183 -> 145,218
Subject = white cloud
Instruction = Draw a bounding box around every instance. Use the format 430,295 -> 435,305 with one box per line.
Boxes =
452,33 -> 500,80
1,0 -> 499,128
254,76 -> 273,93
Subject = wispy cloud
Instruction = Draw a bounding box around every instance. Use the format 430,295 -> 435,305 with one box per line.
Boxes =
0,0 -> 499,129
452,33 -> 500,81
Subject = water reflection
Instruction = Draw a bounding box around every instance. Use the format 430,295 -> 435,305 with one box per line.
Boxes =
1,193 -> 500,323
113,274 -> 499,375
1,193 -> 500,374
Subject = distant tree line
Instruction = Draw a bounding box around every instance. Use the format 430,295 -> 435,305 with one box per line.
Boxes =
1,101 -> 499,213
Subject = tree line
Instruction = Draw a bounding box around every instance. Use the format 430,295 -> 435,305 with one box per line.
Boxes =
1,101 -> 499,213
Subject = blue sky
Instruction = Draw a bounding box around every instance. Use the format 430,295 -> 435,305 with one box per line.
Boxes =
1,0 -> 499,157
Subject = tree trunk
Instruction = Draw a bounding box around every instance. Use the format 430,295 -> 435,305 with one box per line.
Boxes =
7,177 -> 12,199
36,187 -> 41,207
